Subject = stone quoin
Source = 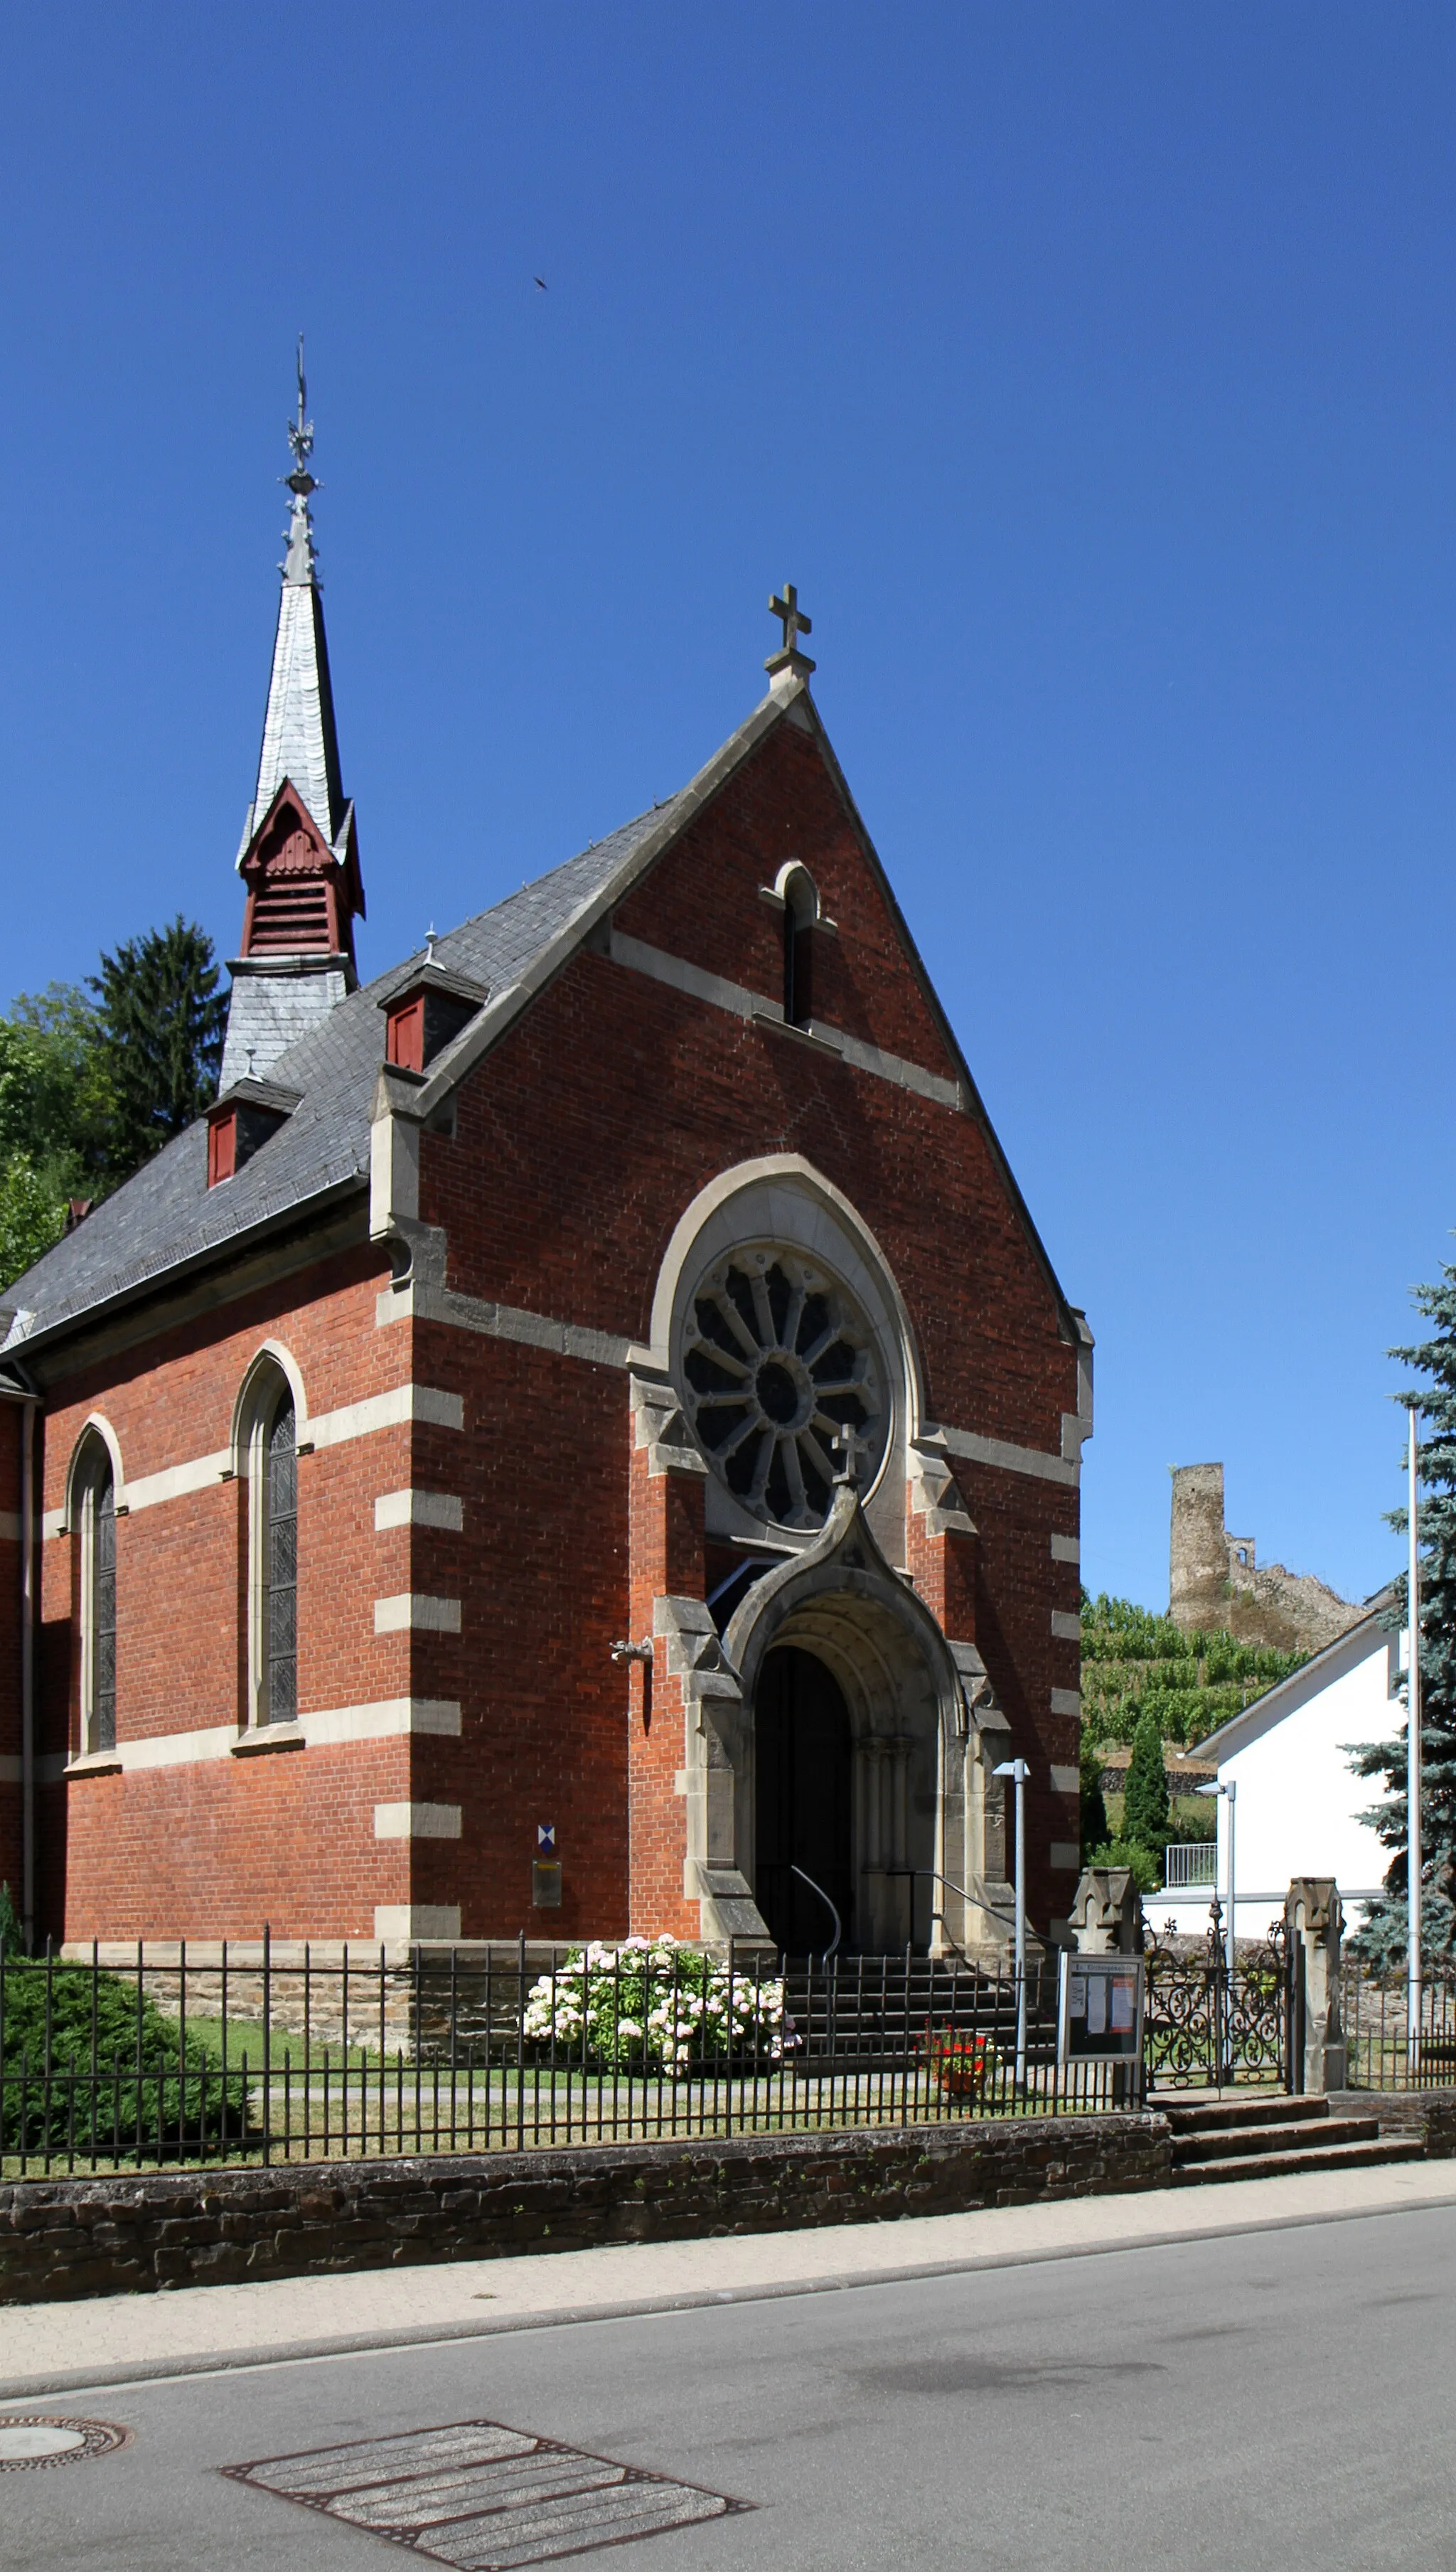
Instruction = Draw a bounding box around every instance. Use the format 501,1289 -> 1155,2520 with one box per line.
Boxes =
0,373 -> 1092,1959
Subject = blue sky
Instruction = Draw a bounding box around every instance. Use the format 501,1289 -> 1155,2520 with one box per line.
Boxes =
1,4 -> 1451,1611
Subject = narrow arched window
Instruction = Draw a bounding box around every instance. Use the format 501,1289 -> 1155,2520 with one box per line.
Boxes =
265,1397 -> 298,1724
78,1450 -> 117,1754
782,868 -> 817,1029
246,1377 -> 299,1728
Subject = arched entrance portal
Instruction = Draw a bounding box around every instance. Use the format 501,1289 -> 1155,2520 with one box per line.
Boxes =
754,1646 -> 853,1953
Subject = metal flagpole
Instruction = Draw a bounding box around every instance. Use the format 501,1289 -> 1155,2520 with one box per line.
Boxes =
1408,1405 -> 1423,2076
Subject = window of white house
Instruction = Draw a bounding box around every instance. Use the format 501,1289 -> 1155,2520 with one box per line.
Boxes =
78,1451 -> 117,1754
247,1383 -> 298,1726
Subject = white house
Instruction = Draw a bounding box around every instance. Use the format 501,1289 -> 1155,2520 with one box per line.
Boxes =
1151,1589 -> 1399,1941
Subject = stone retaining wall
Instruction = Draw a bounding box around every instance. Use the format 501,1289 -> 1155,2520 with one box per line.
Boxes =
1,2112 -> 1172,2305
1335,2089 -> 1456,2157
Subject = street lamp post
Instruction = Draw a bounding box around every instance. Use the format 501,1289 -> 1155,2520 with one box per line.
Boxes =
1198,1777 -> 1238,2083
993,1758 -> 1029,2087
1408,1404 -> 1423,2077
1197,1778 -> 1238,1982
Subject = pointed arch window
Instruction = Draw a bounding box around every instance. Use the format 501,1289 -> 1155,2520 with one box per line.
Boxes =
245,1372 -> 299,1728
77,1446 -> 117,1754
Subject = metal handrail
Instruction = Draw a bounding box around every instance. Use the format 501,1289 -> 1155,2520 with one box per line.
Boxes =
789,1865 -> 842,1962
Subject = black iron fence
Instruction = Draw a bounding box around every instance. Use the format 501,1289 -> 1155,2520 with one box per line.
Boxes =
1,1935 -> 1135,2179
1341,1968 -> 1456,2090
1142,1922 -> 1290,2091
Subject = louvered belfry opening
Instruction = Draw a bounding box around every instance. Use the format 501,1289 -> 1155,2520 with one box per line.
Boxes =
249,871 -> 333,952
241,801 -> 341,958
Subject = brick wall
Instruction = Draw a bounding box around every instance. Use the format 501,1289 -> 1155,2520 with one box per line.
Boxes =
16,702 -> 1083,1946
0,1399 -> 22,1906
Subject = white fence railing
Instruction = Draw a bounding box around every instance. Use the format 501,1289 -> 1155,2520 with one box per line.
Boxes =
1162,1842 -> 1218,1889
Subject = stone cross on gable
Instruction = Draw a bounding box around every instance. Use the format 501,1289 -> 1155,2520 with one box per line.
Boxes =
831,1420 -> 870,1488
766,582 -> 817,677
769,583 -> 812,653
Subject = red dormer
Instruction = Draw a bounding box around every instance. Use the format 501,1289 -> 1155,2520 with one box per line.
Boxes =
380,961 -> 489,1075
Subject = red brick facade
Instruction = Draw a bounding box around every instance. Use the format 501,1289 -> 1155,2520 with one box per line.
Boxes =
0,681 -> 1088,1955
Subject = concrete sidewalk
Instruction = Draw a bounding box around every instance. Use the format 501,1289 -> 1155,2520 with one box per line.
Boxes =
6,2155 -> 1456,2401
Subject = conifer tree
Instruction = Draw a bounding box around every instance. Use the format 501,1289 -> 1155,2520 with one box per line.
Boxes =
1350,1256 -> 1456,1972
88,918 -> 226,1178
1122,1705 -> 1171,1857
1079,1736 -> 1110,1865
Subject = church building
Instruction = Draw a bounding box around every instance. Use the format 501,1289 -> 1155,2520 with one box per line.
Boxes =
0,388 -> 1091,1960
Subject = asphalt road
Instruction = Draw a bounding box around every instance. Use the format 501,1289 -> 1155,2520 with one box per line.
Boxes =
4,2202 -> 1455,2572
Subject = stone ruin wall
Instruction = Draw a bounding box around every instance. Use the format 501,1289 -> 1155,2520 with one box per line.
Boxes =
1169,1462 -> 1363,1653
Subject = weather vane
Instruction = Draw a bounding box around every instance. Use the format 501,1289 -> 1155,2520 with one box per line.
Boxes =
286,333 -> 316,498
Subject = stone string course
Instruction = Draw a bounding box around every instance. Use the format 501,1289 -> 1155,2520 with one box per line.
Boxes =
1,2112 -> 1172,2305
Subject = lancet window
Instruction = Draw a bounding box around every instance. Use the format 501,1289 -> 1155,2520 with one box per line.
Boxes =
76,1442 -> 118,1755
243,1368 -> 300,1727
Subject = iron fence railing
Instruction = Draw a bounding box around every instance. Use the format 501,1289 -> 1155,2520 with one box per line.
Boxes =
1341,1969 -> 1456,2090
1143,1930 -> 1289,2089
0,1935 -> 1133,2179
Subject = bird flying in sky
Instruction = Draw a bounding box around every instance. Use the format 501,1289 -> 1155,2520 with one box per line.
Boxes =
534,275 -> 547,291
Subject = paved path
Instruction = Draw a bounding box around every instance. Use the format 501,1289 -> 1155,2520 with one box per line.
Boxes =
6,2153 -> 1456,2397
6,2173 -> 1456,2569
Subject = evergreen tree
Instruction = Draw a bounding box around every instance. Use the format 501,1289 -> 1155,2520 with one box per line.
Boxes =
88,918 -> 226,1178
1079,1735 -> 1110,1865
1122,1705 -> 1171,1857
1349,1256 -> 1456,1973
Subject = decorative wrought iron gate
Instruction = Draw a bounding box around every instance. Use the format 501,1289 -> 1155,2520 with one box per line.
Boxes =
1143,1906 -> 1291,2091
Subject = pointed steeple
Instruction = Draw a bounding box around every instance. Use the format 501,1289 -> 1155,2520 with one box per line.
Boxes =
247,346 -> 347,850
220,347 -> 365,1093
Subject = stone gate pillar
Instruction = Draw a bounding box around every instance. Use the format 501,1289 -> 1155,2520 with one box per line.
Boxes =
1069,1866 -> 1144,1955
1285,1877 -> 1347,2094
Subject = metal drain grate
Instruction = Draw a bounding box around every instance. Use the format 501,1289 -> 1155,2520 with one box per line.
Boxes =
223,2417 -> 748,2567
0,2416 -> 129,2472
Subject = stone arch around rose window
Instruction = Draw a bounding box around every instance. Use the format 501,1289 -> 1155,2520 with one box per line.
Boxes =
648,1155 -> 926,1564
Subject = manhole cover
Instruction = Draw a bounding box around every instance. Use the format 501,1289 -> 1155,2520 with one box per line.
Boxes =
225,2417 -> 749,2567
0,2416 -> 129,2471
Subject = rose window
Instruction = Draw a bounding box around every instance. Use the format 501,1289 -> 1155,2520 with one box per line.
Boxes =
681,1249 -> 886,1529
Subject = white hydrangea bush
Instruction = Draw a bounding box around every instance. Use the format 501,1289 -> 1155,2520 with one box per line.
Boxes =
523,1935 -> 796,2075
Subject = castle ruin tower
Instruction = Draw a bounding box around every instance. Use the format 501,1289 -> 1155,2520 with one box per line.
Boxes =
1169,1463 -> 1231,1633
219,344 -> 365,1088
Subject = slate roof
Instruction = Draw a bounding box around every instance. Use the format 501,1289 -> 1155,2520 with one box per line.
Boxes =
251,567 -> 346,855
0,800 -> 684,1355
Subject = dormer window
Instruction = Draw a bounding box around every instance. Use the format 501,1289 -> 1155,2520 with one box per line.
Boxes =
380,964 -> 488,1076
205,1079 -> 301,1188
779,865 -> 818,1030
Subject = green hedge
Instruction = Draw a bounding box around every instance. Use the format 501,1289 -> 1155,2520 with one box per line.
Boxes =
0,1962 -> 252,2158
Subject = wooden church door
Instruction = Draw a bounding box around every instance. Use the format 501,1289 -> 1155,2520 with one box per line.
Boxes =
754,1645 -> 855,1954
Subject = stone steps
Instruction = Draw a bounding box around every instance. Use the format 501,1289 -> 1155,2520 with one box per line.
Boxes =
1171,2136 -> 1423,2185
782,1959 -> 1058,2066
1166,2091 -> 1426,2187
1174,2113 -> 1388,2165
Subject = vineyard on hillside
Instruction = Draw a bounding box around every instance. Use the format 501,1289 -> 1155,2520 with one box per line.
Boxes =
1081,1592 -> 1309,1752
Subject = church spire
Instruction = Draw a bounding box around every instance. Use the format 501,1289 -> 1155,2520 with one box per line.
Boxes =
219,347 -> 365,1094
248,338 -> 346,851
